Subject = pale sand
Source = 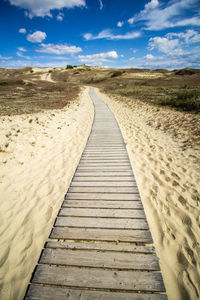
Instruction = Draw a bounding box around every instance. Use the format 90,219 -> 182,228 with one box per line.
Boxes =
96,88 -> 200,300
40,72 -> 55,82
0,87 -> 94,300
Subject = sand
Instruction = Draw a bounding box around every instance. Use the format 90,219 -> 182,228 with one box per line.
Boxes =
0,87 -> 94,300
40,72 -> 55,82
96,88 -> 200,300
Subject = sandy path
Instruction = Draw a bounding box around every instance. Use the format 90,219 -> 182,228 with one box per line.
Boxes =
0,87 -> 94,300
40,72 -> 55,82
96,88 -> 200,300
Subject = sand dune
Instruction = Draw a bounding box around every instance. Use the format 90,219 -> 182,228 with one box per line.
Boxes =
0,87 -> 94,300
96,88 -> 200,300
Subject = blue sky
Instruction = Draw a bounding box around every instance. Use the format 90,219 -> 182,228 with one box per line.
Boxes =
0,0 -> 200,69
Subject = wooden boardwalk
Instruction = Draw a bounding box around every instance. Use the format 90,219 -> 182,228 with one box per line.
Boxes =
25,88 -> 167,299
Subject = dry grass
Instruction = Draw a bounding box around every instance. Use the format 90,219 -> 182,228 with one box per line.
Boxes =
1,66 -> 200,116
0,68 -> 80,116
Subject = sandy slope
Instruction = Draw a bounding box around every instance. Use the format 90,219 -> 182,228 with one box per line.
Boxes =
0,87 -> 94,300
40,72 -> 55,82
96,88 -> 200,300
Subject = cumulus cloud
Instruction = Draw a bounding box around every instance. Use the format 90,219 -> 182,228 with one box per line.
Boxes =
149,36 -> 180,54
145,54 -> 155,60
27,31 -> 47,43
84,29 -> 141,40
167,29 -> 200,44
56,12 -> 64,21
78,50 -> 118,65
128,47 -> 200,69
117,21 -> 124,27
128,0 -> 200,30
19,28 -> 26,34
127,17 -> 134,25
8,0 -> 86,18
36,43 -> 82,54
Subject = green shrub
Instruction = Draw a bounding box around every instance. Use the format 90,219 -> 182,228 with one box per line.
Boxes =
110,70 -> 124,78
66,65 -> 74,69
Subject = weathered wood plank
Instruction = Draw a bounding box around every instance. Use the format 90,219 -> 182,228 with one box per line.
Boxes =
62,200 -> 142,209
55,216 -> 148,229
79,161 -> 130,165
68,186 -> 138,194
32,265 -> 165,292
76,166 -> 132,171
59,208 -> 145,218
75,171 -> 133,177
72,176 -> 134,181
80,158 -> 129,161
46,241 -> 156,253
78,164 -> 131,168
71,181 -> 137,187
65,193 -> 140,200
26,285 -> 168,300
40,248 -> 160,270
51,227 -> 152,243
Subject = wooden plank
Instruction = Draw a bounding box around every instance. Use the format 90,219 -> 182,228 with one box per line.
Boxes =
46,241 -> 156,254
68,186 -> 138,194
80,160 -> 130,163
65,193 -> 140,200
55,216 -> 148,229
71,182 -> 137,187
32,265 -> 165,292
77,166 -> 132,171
82,153 -> 127,155
26,285 -> 168,300
51,227 -> 152,243
62,200 -> 142,209
74,172 -> 133,177
40,248 -> 160,270
79,163 -> 130,167
80,159 -> 129,162
72,176 -> 134,181
59,208 -> 145,218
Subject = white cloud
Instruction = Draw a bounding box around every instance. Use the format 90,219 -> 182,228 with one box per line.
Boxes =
27,31 -> 47,43
143,0 -> 159,12
78,50 -> 118,65
167,29 -> 200,44
84,29 -> 141,40
127,17 -> 134,25
128,46 -> 200,69
117,21 -> 124,27
8,0 -> 86,18
36,43 -> 82,54
18,47 -> 27,52
57,12 -> 64,21
145,54 -> 155,60
19,28 -> 26,34
99,0 -> 103,10
149,36 -> 180,54
128,0 -> 200,30
16,51 -> 30,59
0,54 -> 12,60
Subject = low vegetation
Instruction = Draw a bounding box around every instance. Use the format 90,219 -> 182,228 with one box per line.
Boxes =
0,68 -> 79,116
0,66 -> 200,116
106,86 -> 200,112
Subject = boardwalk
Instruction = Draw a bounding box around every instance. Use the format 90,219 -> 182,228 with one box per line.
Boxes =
25,88 -> 167,299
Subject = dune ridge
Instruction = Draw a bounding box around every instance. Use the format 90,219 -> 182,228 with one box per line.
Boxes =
96,88 -> 200,300
0,87 -> 94,300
